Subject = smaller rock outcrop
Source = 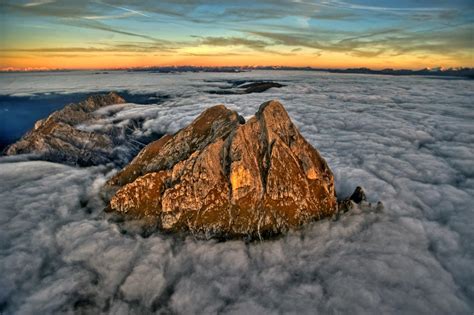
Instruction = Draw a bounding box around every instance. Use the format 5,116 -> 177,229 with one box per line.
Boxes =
336,186 -> 383,217
105,100 -> 337,238
208,81 -> 285,95
240,82 -> 285,93
4,92 -> 145,166
348,186 -> 367,204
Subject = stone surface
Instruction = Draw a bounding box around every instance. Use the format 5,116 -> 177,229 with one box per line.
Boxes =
208,81 -> 285,95
336,186 -> 372,215
240,81 -> 285,93
3,92 -> 141,166
106,100 -> 337,238
349,186 -> 367,204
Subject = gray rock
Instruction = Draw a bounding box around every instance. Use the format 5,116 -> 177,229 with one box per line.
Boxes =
4,92 -> 130,166
208,81 -> 285,95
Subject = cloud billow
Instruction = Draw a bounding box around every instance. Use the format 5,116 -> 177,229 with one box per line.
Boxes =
0,71 -> 473,313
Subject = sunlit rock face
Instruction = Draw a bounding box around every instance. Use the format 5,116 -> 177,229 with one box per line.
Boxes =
106,100 -> 337,238
4,92 -> 126,166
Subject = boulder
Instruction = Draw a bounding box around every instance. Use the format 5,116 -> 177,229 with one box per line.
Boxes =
106,100 -> 337,238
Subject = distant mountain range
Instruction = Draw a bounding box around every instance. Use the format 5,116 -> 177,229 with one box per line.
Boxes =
2,66 -> 473,79
323,67 -> 474,79
126,66 -> 474,78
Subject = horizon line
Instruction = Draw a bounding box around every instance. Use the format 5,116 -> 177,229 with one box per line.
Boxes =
1,65 -> 472,73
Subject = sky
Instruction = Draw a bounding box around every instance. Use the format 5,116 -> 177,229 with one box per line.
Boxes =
0,0 -> 473,70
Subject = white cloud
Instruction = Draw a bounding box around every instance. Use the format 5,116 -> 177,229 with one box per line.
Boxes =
0,71 -> 473,313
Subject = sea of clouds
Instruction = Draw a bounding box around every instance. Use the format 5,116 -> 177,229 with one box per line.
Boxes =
0,71 -> 473,314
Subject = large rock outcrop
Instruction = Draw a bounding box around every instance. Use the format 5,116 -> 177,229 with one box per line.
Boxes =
105,100 -> 337,238
4,92 -> 149,166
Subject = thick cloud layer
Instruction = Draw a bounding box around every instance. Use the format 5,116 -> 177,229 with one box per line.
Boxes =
0,71 -> 473,314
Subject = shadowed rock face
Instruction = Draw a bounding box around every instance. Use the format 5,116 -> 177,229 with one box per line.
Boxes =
208,81 -> 285,95
4,92 -> 130,166
106,100 -> 337,238
334,186 -> 383,220
240,81 -> 285,93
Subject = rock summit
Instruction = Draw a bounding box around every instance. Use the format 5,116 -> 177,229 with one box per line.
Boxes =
105,100 -> 337,238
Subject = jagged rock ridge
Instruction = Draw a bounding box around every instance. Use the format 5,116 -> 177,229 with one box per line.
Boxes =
105,100 -> 337,238
4,92 -> 154,166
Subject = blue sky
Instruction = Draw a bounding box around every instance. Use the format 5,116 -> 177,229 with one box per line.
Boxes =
0,0 -> 472,69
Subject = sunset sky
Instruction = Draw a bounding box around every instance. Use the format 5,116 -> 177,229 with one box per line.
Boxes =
0,0 -> 473,70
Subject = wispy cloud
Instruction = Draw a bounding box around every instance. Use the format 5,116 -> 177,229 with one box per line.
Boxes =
319,1 -> 447,13
247,21 -> 474,59
22,0 -> 55,7
194,36 -> 297,56
0,40 -> 182,54
63,18 -> 163,42
99,2 -> 151,18
1,0 -> 472,66
82,12 -> 136,20
197,36 -> 271,50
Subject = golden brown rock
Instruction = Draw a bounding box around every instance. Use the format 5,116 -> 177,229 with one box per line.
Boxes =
103,105 -> 242,195
107,100 -> 337,238
102,135 -> 173,199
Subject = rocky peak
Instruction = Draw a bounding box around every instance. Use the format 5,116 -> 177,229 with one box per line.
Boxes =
4,92 -> 127,166
40,92 -> 125,126
104,104 -> 243,195
106,100 -> 337,238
